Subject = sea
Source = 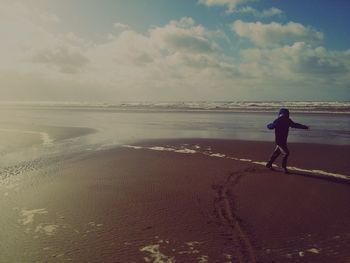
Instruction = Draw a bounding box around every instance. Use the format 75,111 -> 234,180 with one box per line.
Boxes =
1,101 -> 349,180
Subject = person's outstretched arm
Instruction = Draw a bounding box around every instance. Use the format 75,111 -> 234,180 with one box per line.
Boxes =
290,120 -> 309,129
267,120 -> 276,129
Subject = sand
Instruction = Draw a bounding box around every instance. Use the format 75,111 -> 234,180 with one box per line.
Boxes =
0,139 -> 349,262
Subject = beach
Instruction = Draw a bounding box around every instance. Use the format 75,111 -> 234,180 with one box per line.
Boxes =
2,0 -> 350,260
1,138 -> 349,262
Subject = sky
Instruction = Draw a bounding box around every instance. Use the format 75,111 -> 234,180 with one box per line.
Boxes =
0,0 -> 349,102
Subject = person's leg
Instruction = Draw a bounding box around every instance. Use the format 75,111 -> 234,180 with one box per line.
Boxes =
266,145 -> 281,168
279,144 -> 290,172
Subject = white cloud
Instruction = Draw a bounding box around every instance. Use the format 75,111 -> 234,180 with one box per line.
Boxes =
149,17 -> 219,54
198,0 -> 250,13
260,7 -> 284,18
240,42 -> 350,83
0,3 -> 89,73
232,20 -> 323,47
30,46 -> 89,74
0,2 -> 349,101
82,17 -> 236,100
235,7 -> 283,18
113,22 -> 129,30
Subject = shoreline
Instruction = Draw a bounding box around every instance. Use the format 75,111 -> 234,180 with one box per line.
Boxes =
121,138 -> 350,177
1,138 -> 349,262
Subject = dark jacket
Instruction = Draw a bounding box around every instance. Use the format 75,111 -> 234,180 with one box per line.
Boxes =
267,115 -> 308,145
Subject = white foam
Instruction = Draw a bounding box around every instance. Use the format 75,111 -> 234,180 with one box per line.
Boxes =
307,248 -> 320,254
227,156 -> 240,161
4,101 -> 349,113
288,166 -> 348,180
122,145 -> 349,181
238,158 -> 252,162
35,224 -> 58,236
252,161 -> 267,165
149,146 -> 197,154
174,149 -> 197,154
140,244 -> 175,263
0,128 -> 53,146
124,145 -> 196,154
197,255 -> 209,263
96,142 -> 121,150
19,208 -> 48,225
210,153 -> 226,158
123,145 -> 143,149
149,146 -> 174,152
39,132 -> 53,145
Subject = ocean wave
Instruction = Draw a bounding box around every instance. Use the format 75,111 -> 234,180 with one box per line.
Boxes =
1,101 -> 350,114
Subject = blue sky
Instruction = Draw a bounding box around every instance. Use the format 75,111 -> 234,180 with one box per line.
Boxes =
44,0 -> 350,50
1,0 -> 349,101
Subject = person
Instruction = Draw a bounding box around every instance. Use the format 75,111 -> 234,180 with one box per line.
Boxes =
266,108 -> 309,173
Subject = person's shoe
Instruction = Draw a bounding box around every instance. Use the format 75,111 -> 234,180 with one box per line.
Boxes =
266,163 -> 273,169
283,168 -> 290,174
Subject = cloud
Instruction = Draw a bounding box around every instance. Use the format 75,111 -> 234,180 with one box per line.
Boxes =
260,7 -> 284,18
30,46 -> 89,74
149,17 -> 219,54
234,7 -> 284,18
198,0 -> 283,18
0,2 -> 349,101
240,42 -> 349,80
113,22 -> 129,30
232,20 -> 323,47
82,17 -> 235,100
198,0 -> 250,13
0,3 -> 89,73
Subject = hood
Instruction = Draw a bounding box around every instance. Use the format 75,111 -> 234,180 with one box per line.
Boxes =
278,108 -> 289,118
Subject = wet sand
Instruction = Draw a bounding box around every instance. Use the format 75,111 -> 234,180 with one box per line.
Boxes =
0,139 -> 349,262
